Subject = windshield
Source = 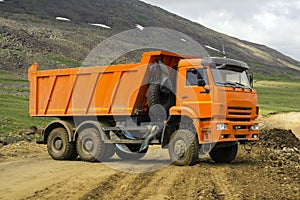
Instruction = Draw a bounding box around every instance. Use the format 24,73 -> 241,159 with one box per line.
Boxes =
211,68 -> 251,88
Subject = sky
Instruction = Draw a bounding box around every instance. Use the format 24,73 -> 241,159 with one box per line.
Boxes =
141,0 -> 300,61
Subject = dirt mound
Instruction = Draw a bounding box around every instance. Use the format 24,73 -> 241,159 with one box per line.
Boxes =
257,129 -> 300,165
259,128 -> 300,150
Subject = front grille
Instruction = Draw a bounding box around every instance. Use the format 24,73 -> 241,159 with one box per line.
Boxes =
227,118 -> 250,122
228,107 -> 252,118
235,135 -> 246,139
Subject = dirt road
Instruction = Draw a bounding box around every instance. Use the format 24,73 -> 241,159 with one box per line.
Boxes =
1,130 -> 299,200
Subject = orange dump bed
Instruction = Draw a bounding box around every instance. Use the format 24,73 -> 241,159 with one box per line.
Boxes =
28,51 -> 184,117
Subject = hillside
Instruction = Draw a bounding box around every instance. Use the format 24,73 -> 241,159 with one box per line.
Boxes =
0,0 -> 300,78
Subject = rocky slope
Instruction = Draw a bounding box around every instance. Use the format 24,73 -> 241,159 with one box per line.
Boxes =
0,0 -> 299,78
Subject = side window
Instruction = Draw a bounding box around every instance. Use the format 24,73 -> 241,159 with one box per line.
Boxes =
186,68 -> 209,86
186,69 -> 198,86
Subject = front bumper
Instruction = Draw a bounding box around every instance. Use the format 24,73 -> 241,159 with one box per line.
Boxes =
197,119 -> 259,144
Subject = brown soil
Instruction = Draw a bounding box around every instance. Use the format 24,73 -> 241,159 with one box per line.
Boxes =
259,112 -> 300,139
0,116 -> 300,200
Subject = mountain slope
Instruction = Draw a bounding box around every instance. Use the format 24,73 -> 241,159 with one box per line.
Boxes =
0,0 -> 299,78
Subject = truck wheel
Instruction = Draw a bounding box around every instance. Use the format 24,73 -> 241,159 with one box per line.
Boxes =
147,84 -> 174,110
168,129 -> 199,166
209,143 -> 238,163
76,127 -> 111,162
47,127 -> 76,160
116,145 -> 148,160
102,143 -> 116,159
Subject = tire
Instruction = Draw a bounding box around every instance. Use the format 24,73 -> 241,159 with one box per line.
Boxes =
76,127 -> 113,162
115,144 -> 148,160
47,127 -> 76,160
209,143 -> 238,163
168,129 -> 199,166
147,84 -> 174,110
102,143 -> 116,159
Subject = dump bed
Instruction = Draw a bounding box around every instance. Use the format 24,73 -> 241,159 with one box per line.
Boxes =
28,51 -> 186,117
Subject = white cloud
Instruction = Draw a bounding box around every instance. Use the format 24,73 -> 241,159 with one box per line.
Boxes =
141,0 -> 300,60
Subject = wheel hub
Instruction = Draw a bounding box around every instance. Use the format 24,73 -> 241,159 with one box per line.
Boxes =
54,139 -> 63,150
174,140 -> 186,158
84,139 -> 94,152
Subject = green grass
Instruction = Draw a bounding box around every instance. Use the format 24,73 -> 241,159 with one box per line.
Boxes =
0,94 -> 52,134
47,55 -> 82,68
0,71 -> 54,135
254,74 -> 300,115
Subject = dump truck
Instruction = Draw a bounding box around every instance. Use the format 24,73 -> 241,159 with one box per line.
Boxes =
28,51 -> 259,165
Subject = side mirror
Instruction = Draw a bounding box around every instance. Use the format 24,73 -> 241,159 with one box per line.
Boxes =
247,72 -> 254,88
198,79 -> 206,87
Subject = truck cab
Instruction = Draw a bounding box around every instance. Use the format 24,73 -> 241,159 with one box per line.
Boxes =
173,57 -> 259,143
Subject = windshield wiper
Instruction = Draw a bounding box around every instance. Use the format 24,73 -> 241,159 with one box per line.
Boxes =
216,81 -> 245,88
234,82 -> 245,88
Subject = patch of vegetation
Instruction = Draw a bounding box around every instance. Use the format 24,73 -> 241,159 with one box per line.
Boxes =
0,94 -> 52,134
254,74 -> 300,114
0,70 -> 27,83
0,72 -> 54,135
47,55 -> 82,68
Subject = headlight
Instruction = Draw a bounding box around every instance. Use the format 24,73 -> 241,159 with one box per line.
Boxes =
217,124 -> 227,131
250,124 -> 259,131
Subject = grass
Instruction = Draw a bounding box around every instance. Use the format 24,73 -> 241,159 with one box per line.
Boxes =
47,55 -> 82,68
254,74 -> 300,115
0,70 -> 54,135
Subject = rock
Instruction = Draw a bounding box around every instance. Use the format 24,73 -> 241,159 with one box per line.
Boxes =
269,153 -> 278,161
283,147 -> 294,153
289,155 -> 299,163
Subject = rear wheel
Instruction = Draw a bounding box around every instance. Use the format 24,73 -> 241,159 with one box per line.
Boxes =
209,143 -> 238,163
47,127 -> 76,160
168,129 -> 199,166
76,127 -> 113,162
116,144 -> 148,160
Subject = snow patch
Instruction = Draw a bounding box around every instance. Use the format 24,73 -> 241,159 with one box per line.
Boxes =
56,17 -> 71,22
181,38 -> 186,42
135,24 -> 144,31
88,23 -> 111,29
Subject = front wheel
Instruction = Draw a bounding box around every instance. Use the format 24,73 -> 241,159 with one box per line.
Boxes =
168,129 -> 199,166
47,127 -> 77,160
209,143 -> 238,163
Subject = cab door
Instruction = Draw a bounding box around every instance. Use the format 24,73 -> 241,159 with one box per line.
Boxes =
176,66 -> 212,119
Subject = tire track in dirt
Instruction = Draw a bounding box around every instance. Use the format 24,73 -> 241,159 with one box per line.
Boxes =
209,166 -> 240,200
80,164 -> 236,200
0,157 -> 117,200
80,171 -> 157,200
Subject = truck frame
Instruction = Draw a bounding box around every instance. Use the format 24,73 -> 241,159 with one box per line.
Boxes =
28,51 -> 259,165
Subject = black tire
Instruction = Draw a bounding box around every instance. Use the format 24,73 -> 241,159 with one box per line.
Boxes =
168,129 -> 199,166
209,143 -> 238,163
47,127 -> 76,160
102,143 -> 116,159
147,84 -> 174,110
76,127 -> 112,162
115,144 -> 148,160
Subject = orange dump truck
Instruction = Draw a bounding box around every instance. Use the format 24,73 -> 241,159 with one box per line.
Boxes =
28,51 -> 259,165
